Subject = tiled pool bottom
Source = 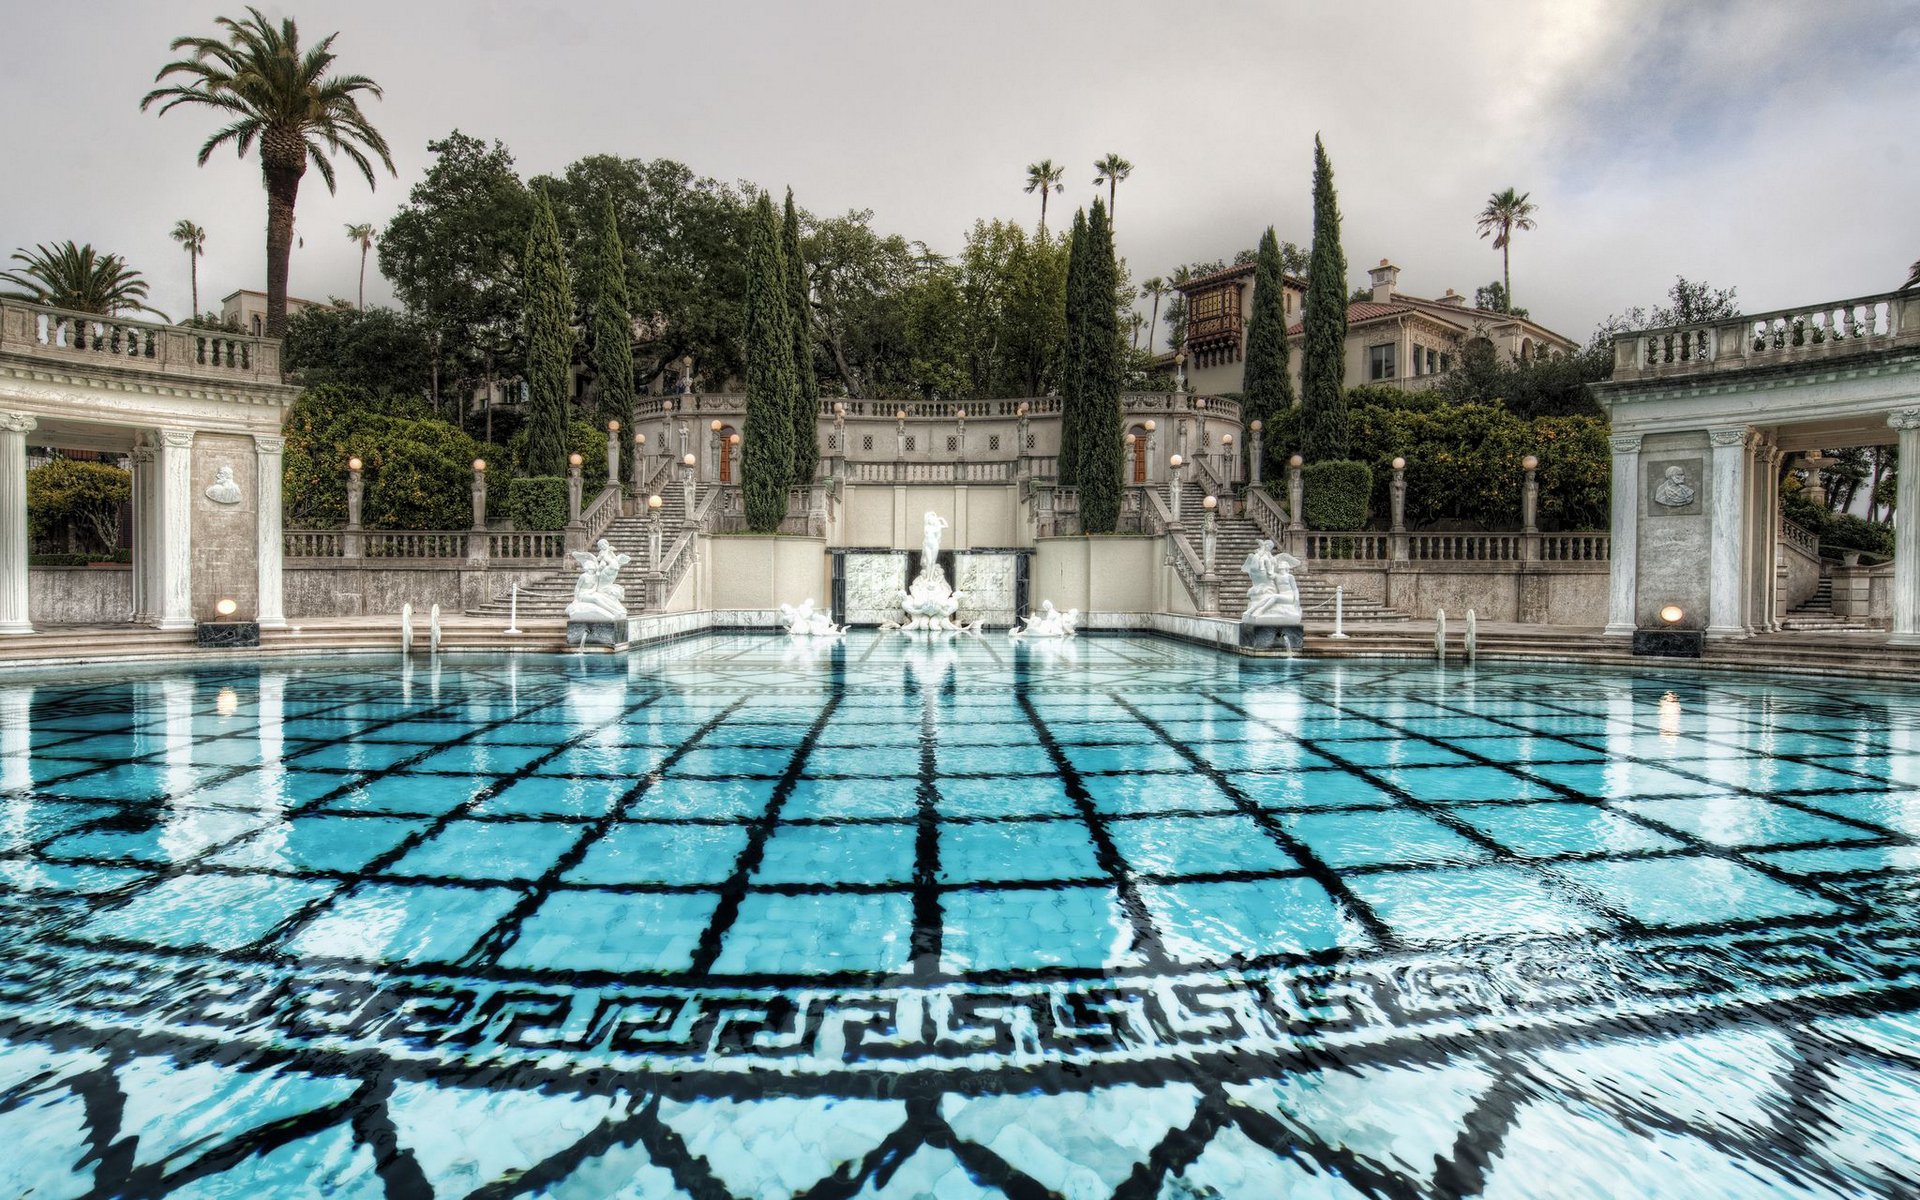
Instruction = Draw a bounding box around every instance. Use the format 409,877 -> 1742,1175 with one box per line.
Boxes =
3,635 -> 1920,1197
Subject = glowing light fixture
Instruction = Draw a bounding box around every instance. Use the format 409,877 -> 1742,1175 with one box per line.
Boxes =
1660,604 -> 1686,625
568,453 -> 583,467
214,598 -> 238,617
347,456 -> 362,472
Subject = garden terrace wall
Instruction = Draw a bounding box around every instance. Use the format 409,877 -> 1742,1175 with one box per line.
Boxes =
283,564 -> 557,617
1311,561 -> 1608,624
28,566 -> 131,624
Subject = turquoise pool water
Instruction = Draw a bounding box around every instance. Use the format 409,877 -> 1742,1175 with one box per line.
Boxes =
2,633 -> 1919,1197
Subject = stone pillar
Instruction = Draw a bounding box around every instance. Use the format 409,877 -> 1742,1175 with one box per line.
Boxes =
1707,426 -> 1751,639
1889,409 -> 1920,645
1764,444 -> 1786,630
1389,457 -> 1408,563
1604,434 -> 1641,636
343,460 -> 364,560
605,422 -> 621,485
955,412 -> 967,462
1746,434 -> 1775,633
565,456 -> 585,552
0,413 -> 36,634
254,435 -> 285,628
154,428 -> 195,631
1521,455 -> 1541,563
128,435 -> 154,623
1248,422 -> 1264,489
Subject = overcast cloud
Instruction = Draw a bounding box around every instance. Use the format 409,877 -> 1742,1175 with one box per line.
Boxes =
4,0 -> 1916,342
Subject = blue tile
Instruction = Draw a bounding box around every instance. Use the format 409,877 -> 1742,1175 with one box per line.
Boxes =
1751,844 -> 1920,876
1552,855 -> 1842,927
1281,810 -> 1487,869
1454,803 -> 1684,859
409,743 -> 550,776
1140,877 -> 1369,962
41,811 -> 271,866
291,742 -> 422,772
1063,744 -> 1190,776
1620,797 -> 1880,849
1234,770 -> 1396,811
319,774 -> 486,817
711,891 -> 913,975
939,819 -> 1103,884
781,778 -> 921,821
754,823 -> 917,886
626,778 -> 773,821
935,777 -> 1076,819
670,747 -> 796,777
1108,815 -> 1299,878
286,881 -> 520,964
565,824 -> 749,886
1083,773 -> 1234,816
940,886 -> 1140,973
472,775 -> 629,819
1345,863 -> 1607,943
79,872 -> 336,951
389,820 -> 581,881
208,816 -> 428,873
0,801 -> 116,853
532,745 -> 668,778
498,890 -> 721,973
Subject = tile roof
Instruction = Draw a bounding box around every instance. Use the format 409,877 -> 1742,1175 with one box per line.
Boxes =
1173,263 -> 1307,294
1285,301 -> 1412,336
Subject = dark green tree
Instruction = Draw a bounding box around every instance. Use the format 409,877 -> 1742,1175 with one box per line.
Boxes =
586,195 -> 635,425
1077,199 -> 1124,533
742,193 -> 797,532
1241,226 -> 1296,477
1057,209 -> 1089,486
521,186 -> 574,477
782,189 -> 820,487
1301,136 -> 1350,461
282,304 -> 433,401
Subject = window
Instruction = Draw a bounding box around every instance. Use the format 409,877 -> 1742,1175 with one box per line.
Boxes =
989,434 -> 1000,451
1427,348 -> 1439,375
827,434 -> 837,450
946,436 -> 958,452
861,434 -> 873,452
1438,353 -> 1452,373
1026,433 -> 1036,450
905,436 -> 916,452
1368,343 -> 1397,381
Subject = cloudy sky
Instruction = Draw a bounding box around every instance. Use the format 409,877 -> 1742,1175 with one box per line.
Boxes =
5,0 -> 1916,342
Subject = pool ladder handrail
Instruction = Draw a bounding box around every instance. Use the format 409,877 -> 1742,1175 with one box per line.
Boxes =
1433,608 -> 1478,663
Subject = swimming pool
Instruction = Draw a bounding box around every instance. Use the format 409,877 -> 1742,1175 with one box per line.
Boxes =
2,633 -> 1918,1197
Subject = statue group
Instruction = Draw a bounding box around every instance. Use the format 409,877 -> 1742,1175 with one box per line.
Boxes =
1239,538 -> 1305,649
567,539 -> 631,624
779,598 -> 844,638
885,512 -> 979,634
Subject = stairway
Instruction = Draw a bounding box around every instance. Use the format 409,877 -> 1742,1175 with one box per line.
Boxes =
1782,575 -> 1873,632
1163,483 -> 1407,622
466,483 -> 711,619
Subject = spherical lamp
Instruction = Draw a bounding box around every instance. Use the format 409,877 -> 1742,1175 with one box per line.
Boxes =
347,456 -> 362,472
1289,454 -> 1304,469
1202,495 -> 1217,510
1522,455 -> 1539,471
214,598 -> 238,618
568,453 -> 583,468
710,419 -> 723,432
647,494 -> 663,511
1391,456 -> 1406,471
683,453 -> 696,467
1169,454 -> 1183,468
1660,604 -> 1686,625
608,419 -> 621,433
472,458 -> 486,472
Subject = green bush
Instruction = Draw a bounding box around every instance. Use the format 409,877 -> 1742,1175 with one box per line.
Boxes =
282,384 -> 508,529
507,418 -> 604,477
1301,459 -> 1372,530
507,476 -> 569,531
1821,513 -> 1893,558
27,459 -> 130,554
29,550 -> 131,566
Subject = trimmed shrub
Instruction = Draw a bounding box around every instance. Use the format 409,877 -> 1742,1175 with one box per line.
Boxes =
1822,513 -> 1893,558
1301,460 -> 1372,530
30,550 -> 131,566
507,476 -> 569,531
283,384 -> 504,529
27,459 -> 131,554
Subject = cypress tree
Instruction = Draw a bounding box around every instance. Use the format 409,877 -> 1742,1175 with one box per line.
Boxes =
1077,199 -> 1124,534
1057,209 -> 1088,487
522,186 -> 574,477
1242,226 -> 1296,479
587,195 -> 635,428
742,192 -> 796,532
782,190 -> 820,488
1301,135 -> 1350,461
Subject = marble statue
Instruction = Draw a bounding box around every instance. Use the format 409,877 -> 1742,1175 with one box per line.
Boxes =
779,598 -> 844,637
1011,600 -> 1079,638
566,538 -> 631,623
204,464 -> 242,505
1654,465 -> 1696,508
1239,539 -> 1305,649
884,511 -> 979,633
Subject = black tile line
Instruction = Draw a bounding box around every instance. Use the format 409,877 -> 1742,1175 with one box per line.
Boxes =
910,658 -> 944,980
228,692 -> 667,957
1425,1058 -> 1535,1200
122,1092 -> 375,1200
343,1067 -> 434,1200
1109,694 -> 1401,950
1014,690 -> 1169,968
460,696 -> 740,967
683,695 -> 843,977
1228,1101 -> 1429,1200
1107,1088 -> 1232,1200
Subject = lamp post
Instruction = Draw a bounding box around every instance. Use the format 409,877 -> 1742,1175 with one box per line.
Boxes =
606,420 -> 621,485
1286,455 -> 1305,561
470,458 -> 487,531
709,420 -> 724,483
1521,453 -> 1541,562
1249,420 -> 1264,488
1175,349 -> 1188,395
832,402 -> 847,477
1016,401 -> 1031,475
631,431 -> 647,497
1143,419 -> 1157,482
677,420 -> 689,463
1220,432 -> 1235,486
646,493 -> 663,568
1202,494 -> 1218,576
1169,454 -> 1185,523
1390,456 -> 1408,562
565,453 -> 586,552
344,456 -> 363,560
727,432 -> 741,489
680,452 -> 697,523
955,409 -> 967,462
896,408 -> 908,460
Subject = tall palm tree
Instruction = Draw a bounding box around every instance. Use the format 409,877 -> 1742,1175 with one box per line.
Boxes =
1024,160 -> 1065,232
1139,277 -> 1167,355
1093,153 -> 1134,217
345,222 -> 375,309
1475,187 -> 1537,312
142,8 -> 394,338
1,242 -> 167,318
169,219 -> 206,319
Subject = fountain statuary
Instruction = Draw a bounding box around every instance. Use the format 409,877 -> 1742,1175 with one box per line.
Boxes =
1239,538 -> 1305,650
1011,600 -> 1079,638
779,598 -> 844,637
567,538 -> 632,648
884,512 -> 979,634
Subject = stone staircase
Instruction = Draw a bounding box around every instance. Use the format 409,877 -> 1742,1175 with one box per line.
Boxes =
466,483 -> 711,620
1163,483 -> 1407,623
1781,575 -> 1874,632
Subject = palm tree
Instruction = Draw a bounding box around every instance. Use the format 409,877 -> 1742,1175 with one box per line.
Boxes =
1024,160 -> 1065,232
1139,277 -> 1168,355
142,8 -> 394,338
1093,153 -> 1134,217
169,220 -> 206,319
1,242 -> 167,318
1475,187 -> 1538,312
345,222 -> 375,309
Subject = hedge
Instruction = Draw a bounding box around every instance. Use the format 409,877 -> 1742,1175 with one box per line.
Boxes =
27,459 -> 130,554
29,551 -> 131,566
507,476 -> 569,531
282,384 -> 508,530
1301,460 -> 1372,530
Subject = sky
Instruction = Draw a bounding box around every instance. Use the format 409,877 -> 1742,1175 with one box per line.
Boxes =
3,0 -> 1917,344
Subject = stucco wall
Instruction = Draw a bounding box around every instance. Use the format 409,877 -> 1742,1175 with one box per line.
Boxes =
1636,431 -> 1712,627
190,433 -> 260,620
29,566 -> 132,624
1314,562 -> 1609,624
1031,536 -> 1160,618
705,535 -> 831,612
284,566 -> 554,617
837,485 -> 1025,549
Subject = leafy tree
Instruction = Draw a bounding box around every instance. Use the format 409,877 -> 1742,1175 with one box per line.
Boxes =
281,385 -> 506,530
1077,200 -> 1124,533
742,193 -> 797,532
169,220 -> 206,317
1475,187 -> 1537,314
1241,228 -> 1296,476
1301,136 -> 1350,460
585,195 -> 636,426
806,208 -> 917,398
282,304 -> 433,400
1024,160 -> 1065,232
142,8 -> 394,337
1138,278 -> 1168,355
521,187 -> 575,477
27,460 -> 131,554
1472,280 -> 1528,318
783,190 -> 820,486
1,243 -> 164,317
344,222 -> 375,309
1058,209 -> 1089,486
379,131 -> 533,417
1093,154 -> 1134,218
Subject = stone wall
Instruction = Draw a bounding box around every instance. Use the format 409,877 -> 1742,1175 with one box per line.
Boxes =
1311,562 -> 1609,625
837,485 -> 1023,550
283,565 -> 555,617
705,536 -> 831,614
190,433 -> 260,620
28,566 -> 131,624
1031,536 -> 1162,621
1635,431 -> 1713,627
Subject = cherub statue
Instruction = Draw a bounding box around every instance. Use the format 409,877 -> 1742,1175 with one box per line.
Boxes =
1011,600 -> 1079,638
779,598 -> 844,637
567,538 -> 632,622
1241,539 -> 1303,623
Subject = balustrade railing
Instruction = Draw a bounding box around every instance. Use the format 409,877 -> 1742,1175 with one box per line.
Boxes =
846,460 -> 1014,484
1405,532 -> 1524,562
1143,486 -> 1217,612
1306,533 -> 1392,561
1538,533 -> 1610,562
580,484 -> 622,542
1616,290 -> 1916,378
1244,487 -> 1288,545
362,531 -> 467,559
1781,518 -> 1820,558
283,530 -> 342,558
0,299 -> 282,381
490,531 -> 565,560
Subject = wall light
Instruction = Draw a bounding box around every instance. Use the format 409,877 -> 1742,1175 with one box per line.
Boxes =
608,419 -> 621,432
472,458 -> 486,472
647,494 -> 663,510
1202,495 -> 1217,510
1659,604 -> 1686,625
682,453 -> 696,467
1289,454 -> 1304,468
710,419 -> 723,432
1522,454 -> 1539,471
1392,456 -> 1406,471
214,598 -> 238,617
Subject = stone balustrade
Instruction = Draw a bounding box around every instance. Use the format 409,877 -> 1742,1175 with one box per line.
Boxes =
0,299 -> 283,383
1613,289 -> 1918,379
632,390 -> 1240,425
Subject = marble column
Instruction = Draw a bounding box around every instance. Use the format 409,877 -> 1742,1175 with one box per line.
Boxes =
1603,433 -> 1642,636
1746,433 -> 1776,633
1707,426 -> 1751,639
154,428 -> 195,631
128,436 -> 154,623
1765,445 -> 1786,630
1889,409 -> 1920,645
255,435 -> 286,628
0,413 -> 36,634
